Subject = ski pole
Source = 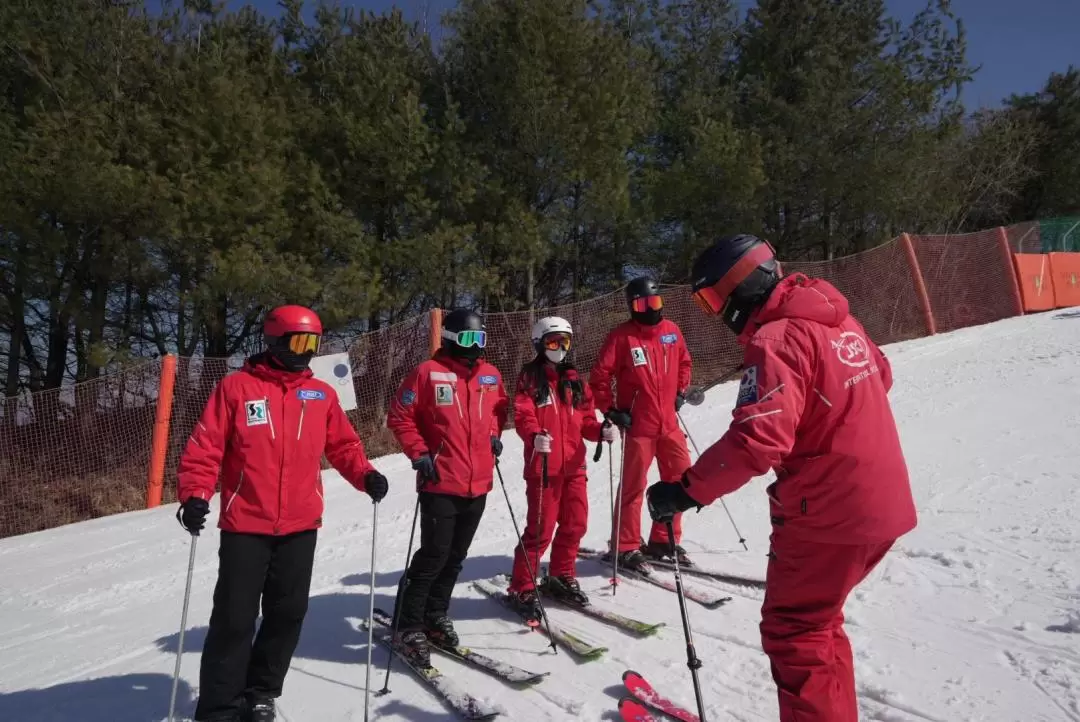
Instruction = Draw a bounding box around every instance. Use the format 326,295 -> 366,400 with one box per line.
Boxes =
666,519 -> 707,721
537,438 -> 549,587
377,494 -> 420,696
168,532 -> 199,722
611,427 -> 626,595
494,458 -> 558,654
363,500 -> 380,721
677,411 -> 748,551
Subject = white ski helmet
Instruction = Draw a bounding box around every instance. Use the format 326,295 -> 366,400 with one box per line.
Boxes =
531,316 -> 573,345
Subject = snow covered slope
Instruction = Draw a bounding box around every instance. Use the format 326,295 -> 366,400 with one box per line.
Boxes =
1,311 -> 1079,722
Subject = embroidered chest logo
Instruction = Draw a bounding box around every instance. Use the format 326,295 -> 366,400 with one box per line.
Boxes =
297,389 -> 326,401
660,333 -> 677,345
245,400 -> 268,426
479,374 -> 498,390
435,383 -> 455,406
630,346 -> 648,367
831,331 -> 870,368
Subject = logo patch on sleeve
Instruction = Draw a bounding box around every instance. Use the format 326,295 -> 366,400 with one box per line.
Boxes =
245,399 -> 268,426
400,389 -> 417,406
736,365 -> 759,406
297,389 -> 326,401
660,333 -> 677,345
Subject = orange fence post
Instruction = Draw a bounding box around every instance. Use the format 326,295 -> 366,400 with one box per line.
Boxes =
900,233 -> 936,336
997,226 -> 1025,317
146,354 -> 178,509
1011,253 -> 1055,312
1048,252 -> 1080,308
429,308 -> 443,356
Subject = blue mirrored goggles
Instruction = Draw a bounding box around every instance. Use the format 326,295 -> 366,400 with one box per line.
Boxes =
441,328 -> 487,348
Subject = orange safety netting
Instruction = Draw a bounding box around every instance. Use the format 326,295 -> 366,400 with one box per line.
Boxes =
0,224 -> 1030,538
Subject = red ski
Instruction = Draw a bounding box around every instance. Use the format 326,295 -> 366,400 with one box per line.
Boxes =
619,696 -> 661,721
622,669 -> 701,722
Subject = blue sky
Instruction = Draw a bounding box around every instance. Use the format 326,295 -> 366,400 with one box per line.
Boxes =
217,0 -> 1076,108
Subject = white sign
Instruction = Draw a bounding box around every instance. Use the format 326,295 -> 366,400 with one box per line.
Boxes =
309,352 -> 357,411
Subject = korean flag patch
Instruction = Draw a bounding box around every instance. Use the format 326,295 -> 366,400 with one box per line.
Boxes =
245,399 -> 268,426
736,365 -> 759,406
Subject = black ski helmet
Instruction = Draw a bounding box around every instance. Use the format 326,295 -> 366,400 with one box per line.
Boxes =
690,234 -> 781,335
625,276 -> 663,326
441,307 -> 486,361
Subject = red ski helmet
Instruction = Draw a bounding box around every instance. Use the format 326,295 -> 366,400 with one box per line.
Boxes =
263,305 -> 323,362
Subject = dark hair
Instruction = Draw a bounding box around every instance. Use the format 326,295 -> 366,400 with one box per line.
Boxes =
517,353 -> 585,408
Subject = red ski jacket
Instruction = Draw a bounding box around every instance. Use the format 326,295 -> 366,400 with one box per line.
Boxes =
176,355 -> 377,536
589,318 -> 692,438
513,365 -> 604,481
685,274 -> 917,544
387,351 -> 509,498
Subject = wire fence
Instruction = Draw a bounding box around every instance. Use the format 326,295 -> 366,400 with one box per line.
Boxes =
0,223 -> 1051,538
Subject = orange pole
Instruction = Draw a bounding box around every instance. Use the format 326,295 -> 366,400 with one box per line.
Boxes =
997,226 -> 1025,317
146,354 -> 178,508
429,308 -> 443,356
900,233 -> 936,336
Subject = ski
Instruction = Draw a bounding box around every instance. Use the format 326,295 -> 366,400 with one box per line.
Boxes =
368,608 -> 548,685
538,578 -> 665,637
623,669 -> 701,722
577,549 -> 733,609
472,576 -> 608,660
619,696 -> 662,722
629,556 -> 766,590
375,632 -> 503,720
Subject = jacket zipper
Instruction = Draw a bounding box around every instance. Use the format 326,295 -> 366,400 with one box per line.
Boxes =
297,399 -> 306,440
550,383 -> 565,478
273,392 -> 285,532
466,379 -> 474,496
225,471 -> 245,512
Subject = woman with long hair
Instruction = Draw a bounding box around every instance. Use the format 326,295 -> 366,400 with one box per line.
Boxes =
505,317 -> 615,623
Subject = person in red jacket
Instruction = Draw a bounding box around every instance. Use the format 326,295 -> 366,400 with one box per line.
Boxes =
386,308 -> 509,668
589,277 -> 695,572
504,317 -> 616,622
646,234 -> 918,722
175,305 -> 389,722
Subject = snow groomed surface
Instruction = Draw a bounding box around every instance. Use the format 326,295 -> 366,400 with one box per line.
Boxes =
1,311 -> 1078,721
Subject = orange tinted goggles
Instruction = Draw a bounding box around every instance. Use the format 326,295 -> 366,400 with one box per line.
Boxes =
691,242 -> 779,315
630,295 -> 663,313
287,333 -> 321,354
542,333 -> 572,351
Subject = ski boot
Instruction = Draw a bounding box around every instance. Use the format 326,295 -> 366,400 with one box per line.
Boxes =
424,613 -> 460,649
247,697 -> 275,722
642,540 -> 694,567
540,574 -> 589,607
507,588 -> 544,627
392,628 -> 432,668
605,548 -> 653,574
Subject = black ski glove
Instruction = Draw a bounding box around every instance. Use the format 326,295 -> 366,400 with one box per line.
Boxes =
675,392 -> 686,412
605,408 -> 632,429
490,436 -> 503,458
646,476 -> 701,522
176,497 -> 210,535
412,454 -> 439,484
364,470 -> 389,502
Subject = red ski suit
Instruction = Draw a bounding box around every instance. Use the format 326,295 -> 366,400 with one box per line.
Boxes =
386,351 -> 509,497
177,356 -> 377,536
590,318 -> 692,551
508,365 -> 604,592
683,274 -> 917,722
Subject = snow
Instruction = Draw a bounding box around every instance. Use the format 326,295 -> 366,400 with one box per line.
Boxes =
2,310 -> 1080,721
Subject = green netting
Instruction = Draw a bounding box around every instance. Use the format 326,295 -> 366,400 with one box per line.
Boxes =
1039,216 -> 1080,252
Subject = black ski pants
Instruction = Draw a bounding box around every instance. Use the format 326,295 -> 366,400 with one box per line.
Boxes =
194,529 -> 317,721
395,492 -> 487,631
